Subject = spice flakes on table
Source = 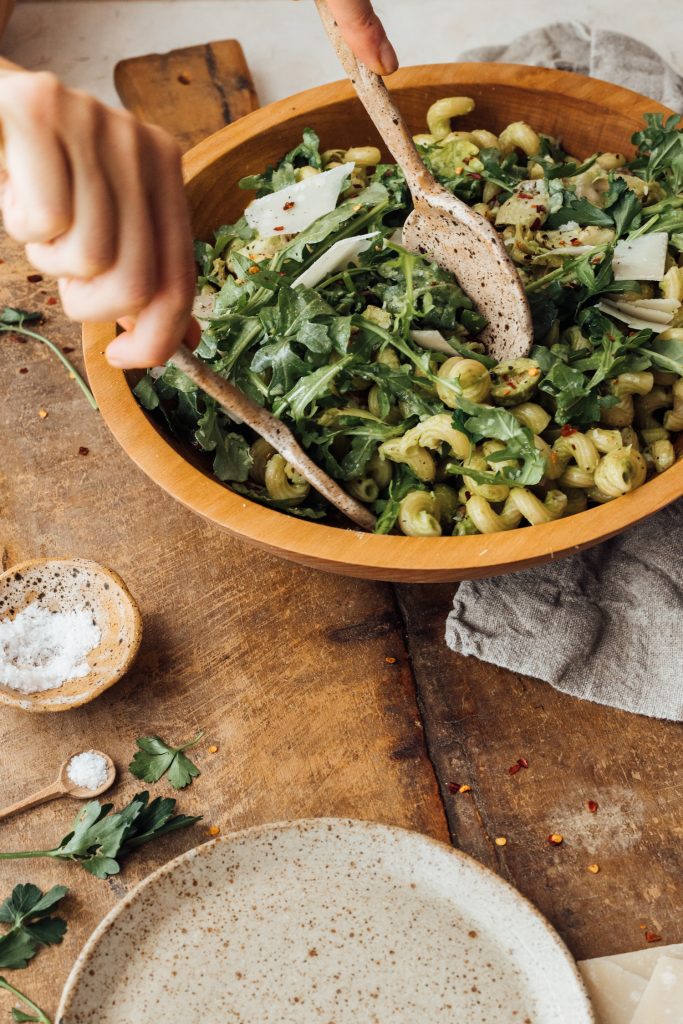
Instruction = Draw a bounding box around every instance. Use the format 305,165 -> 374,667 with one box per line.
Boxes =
587,800 -> 599,813
548,833 -> 564,846
587,864 -> 600,874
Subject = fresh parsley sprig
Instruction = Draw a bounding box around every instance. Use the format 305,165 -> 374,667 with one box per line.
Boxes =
1,308 -> 97,410
0,978 -> 51,1024
129,732 -> 203,790
0,885 -> 68,972
0,793 -> 200,879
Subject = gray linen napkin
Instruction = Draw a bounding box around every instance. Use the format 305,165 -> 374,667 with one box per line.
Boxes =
445,25 -> 683,721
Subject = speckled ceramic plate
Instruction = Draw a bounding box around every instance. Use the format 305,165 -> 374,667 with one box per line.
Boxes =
58,819 -> 594,1023
0,558 -> 142,712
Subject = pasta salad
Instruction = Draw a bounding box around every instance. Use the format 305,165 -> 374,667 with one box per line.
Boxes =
135,100 -> 683,536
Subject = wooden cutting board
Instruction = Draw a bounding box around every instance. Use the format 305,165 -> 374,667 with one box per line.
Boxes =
114,40 -> 259,151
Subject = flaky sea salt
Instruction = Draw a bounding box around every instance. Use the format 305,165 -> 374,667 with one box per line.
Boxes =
0,602 -> 101,693
67,751 -> 109,791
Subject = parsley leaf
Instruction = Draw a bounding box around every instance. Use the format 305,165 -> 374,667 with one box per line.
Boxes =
0,978 -> 52,1024
0,794 -> 200,879
129,732 -> 203,789
0,885 -> 68,970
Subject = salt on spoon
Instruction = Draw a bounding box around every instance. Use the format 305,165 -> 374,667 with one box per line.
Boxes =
0,749 -> 116,823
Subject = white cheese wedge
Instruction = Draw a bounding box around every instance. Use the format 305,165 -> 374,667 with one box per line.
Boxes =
612,232 -> 668,281
192,293 -> 216,325
578,960 -> 647,1024
292,232 -> 379,289
630,955 -> 683,1023
410,330 -> 460,356
597,299 -> 675,332
244,163 -> 354,238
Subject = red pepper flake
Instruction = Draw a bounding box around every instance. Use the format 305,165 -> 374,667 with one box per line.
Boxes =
62,346 -> 75,354
46,296 -> 58,306
508,763 -> 522,776
517,757 -> 529,769
548,833 -> 564,846
273,225 -> 285,232
27,273 -> 43,283
531,217 -> 542,231
78,446 -> 90,456
645,931 -> 662,943
571,238 -> 582,247
247,265 -> 261,275
518,192 -> 533,200
283,201 -> 295,211
587,800 -> 599,813
385,656 -> 397,664
560,424 -> 577,437
18,367 -> 28,374
469,172 -> 483,180
447,782 -> 461,794
458,784 -> 472,794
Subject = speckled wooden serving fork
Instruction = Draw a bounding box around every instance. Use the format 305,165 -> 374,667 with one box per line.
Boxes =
315,0 -> 533,362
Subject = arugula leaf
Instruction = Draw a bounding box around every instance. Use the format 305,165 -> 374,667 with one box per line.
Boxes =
631,113 -> 683,194
129,732 -> 203,789
278,182 -> 389,264
645,334 -> 683,376
276,355 -> 354,420
546,194 -> 614,229
0,886 -> 68,970
451,398 -> 546,485
373,465 -> 425,534
239,129 -> 322,195
0,793 -> 200,879
212,433 -> 253,482
133,375 -> 160,411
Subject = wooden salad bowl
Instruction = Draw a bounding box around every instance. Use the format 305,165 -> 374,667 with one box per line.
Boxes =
83,63 -> 682,582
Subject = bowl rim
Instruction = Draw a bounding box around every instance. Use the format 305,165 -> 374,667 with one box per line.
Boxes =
83,63 -> 683,582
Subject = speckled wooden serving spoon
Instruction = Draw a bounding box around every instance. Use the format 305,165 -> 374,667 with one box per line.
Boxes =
170,345 -> 377,531
315,0 -> 533,362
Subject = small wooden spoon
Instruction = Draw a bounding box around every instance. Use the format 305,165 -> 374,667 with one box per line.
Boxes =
315,0 -> 533,362
0,751 -> 116,823
170,344 -> 377,531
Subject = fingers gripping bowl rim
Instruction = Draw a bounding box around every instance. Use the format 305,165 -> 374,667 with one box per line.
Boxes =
83,63 -> 683,582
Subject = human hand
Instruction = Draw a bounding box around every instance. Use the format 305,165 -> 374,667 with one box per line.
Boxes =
0,69 -> 195,368
324,0 -> 398,75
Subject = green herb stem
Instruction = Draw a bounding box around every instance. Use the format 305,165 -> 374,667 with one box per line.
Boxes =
1,325 -> 98,410
0,853 -> 49,862
0,978 -> 52,1024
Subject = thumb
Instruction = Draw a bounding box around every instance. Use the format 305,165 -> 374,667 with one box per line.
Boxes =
325,0 -> 398,75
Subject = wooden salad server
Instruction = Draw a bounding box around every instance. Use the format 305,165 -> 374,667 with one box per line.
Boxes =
170,345 -> 377,531
315,0 -> 533,363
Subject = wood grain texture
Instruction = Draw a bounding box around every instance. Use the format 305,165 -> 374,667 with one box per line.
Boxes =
397,584 -> 683,960
114,40 -> 259,150
0,234 -> 446,1017
85,63 -> 683,581
1,55 -> 681,1021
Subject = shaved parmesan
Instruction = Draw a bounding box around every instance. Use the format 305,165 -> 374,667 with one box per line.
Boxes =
613,232 -> 668,281
244,163 -> 354,238
597,299 -> 675,332
410,330 -> 460,356
292,232 -> 379,289
192,292 -> 216,325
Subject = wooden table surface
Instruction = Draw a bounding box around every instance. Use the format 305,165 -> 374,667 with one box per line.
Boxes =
0,42 -> 682,1020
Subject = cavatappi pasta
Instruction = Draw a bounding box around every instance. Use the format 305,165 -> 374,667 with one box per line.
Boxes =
136,98 -> 683,536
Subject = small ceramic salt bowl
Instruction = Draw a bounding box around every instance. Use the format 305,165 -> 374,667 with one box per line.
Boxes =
0,558 -> 142,712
